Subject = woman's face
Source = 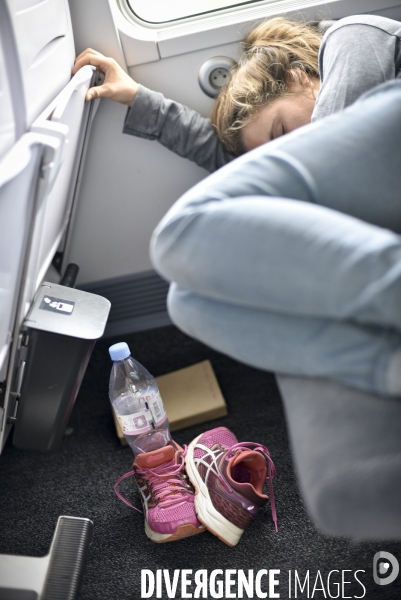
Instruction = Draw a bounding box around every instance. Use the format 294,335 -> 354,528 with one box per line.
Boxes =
241,78 -> 320,151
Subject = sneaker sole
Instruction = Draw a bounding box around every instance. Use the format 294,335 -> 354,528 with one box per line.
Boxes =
145,521 -> 205,543
185,434 -> 244,547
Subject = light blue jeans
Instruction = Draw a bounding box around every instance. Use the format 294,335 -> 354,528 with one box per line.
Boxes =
150,81 -> 401,395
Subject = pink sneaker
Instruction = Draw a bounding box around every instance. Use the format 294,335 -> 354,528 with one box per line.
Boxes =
114,443 -> 205,543
185,427 -> 277,547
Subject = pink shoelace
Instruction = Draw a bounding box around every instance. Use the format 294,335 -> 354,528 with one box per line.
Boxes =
226,442 -> 278,532
114,445 -> 193,513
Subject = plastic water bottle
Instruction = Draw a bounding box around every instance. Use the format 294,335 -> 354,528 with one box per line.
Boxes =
108,342 -> 172,455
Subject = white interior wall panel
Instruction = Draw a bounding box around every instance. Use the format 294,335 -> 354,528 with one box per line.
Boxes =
371,5 -> 401,18
66,41 -> 240,285
129,41 -> 240,117
68,0 -> 127,69
66,98 -> 208,285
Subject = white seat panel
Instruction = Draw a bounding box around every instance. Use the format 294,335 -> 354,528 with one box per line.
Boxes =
0,6 -> 16,160
6,0 -> 75,128
29,66 -> 95,293
0,135 -> 43,379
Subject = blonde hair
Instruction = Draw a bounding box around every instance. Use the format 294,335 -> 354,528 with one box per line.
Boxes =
211,17 -> 322,155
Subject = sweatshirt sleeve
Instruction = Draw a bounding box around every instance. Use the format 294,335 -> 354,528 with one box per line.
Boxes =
312,15 -> 401,122
122,84 -> 234,173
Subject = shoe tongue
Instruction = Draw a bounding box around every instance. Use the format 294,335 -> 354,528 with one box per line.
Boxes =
231,450 -> 265,470
136,445 -> 175,468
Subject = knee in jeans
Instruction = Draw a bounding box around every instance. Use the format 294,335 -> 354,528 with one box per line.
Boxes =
167,284 -> 195,336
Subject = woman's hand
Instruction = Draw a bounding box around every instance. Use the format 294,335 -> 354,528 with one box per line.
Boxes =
73,49 -> 139,106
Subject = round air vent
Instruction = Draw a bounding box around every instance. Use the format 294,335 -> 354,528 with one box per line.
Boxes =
198,56 -> 236,98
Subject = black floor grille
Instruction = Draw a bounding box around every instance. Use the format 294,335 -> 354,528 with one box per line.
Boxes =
79,269 -> 171,337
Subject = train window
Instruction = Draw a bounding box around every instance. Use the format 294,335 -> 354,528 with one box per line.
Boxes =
126,0 -> 266,24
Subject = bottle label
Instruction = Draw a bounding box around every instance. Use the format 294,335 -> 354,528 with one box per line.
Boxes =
117,409 -> 154,435
147,391 -> 167,426
115,392 -> 167,435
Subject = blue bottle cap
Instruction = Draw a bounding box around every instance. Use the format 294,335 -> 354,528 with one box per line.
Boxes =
109,342 -> 131,361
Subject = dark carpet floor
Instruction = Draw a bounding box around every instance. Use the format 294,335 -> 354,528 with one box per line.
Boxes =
0,325 -> 400,599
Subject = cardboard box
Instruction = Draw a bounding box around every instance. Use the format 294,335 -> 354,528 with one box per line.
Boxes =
112,360 -> 227,446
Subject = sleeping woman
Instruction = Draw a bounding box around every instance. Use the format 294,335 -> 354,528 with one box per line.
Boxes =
73,15 -> 401,395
